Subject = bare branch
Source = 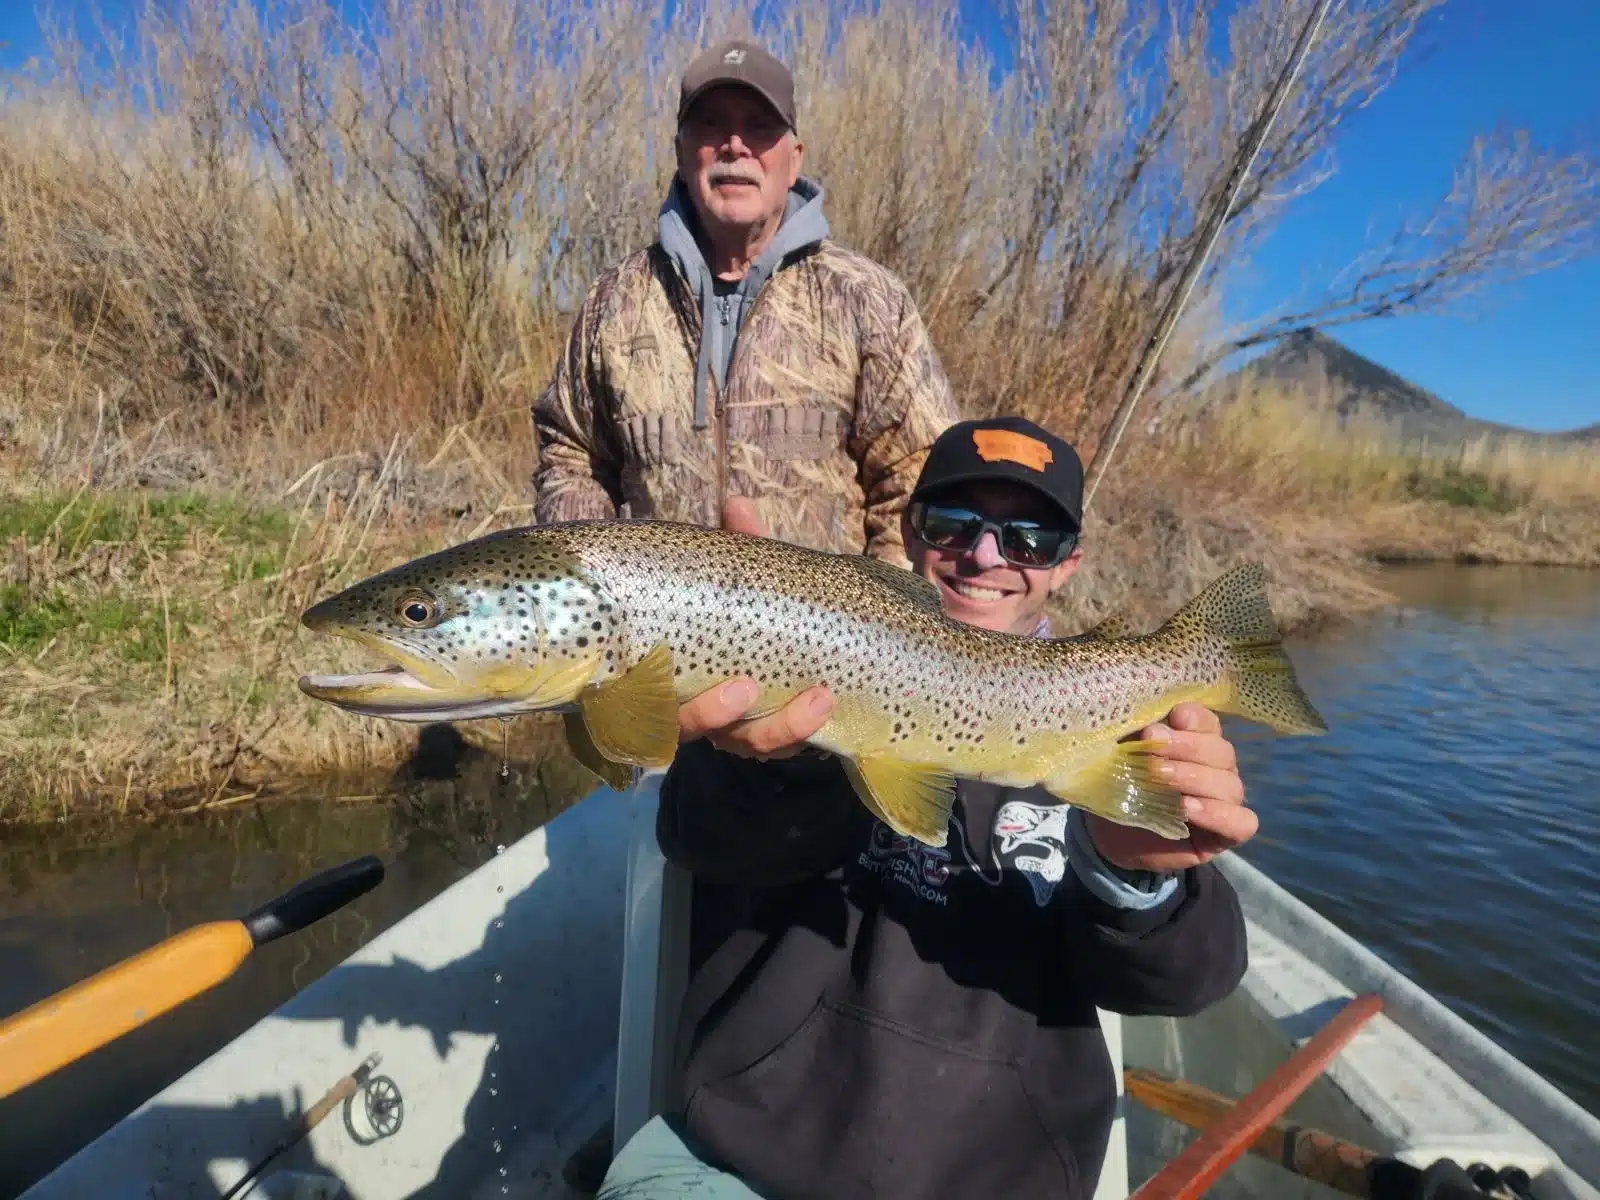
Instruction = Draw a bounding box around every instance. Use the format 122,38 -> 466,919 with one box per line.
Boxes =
1181,126 -> 1600,391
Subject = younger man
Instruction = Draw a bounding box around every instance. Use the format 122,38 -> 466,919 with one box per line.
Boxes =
603,416 -> 1255,1199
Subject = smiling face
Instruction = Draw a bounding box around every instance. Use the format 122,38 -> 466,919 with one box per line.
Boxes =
901,480 -> 1084,635
674,84 -> 801,259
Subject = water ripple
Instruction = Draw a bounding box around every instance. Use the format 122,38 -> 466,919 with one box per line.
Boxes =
1233,565 -> 1600,1118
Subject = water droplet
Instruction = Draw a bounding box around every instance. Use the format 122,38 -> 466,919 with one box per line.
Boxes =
498,717 -> 512,776
494,973 -> 502,983
493,1140 -> 503,1154
490,1087 -> 498,1097
495,843 -> 506,855
500,1167 -> 509,1178
494,918 -> 505,929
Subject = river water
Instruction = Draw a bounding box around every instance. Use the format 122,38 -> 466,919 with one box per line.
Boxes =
1,563 -> 1596,1196
1229,562 -> 1600,1120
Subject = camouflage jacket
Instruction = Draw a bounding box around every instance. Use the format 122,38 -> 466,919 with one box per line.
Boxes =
531,178 -> 960,566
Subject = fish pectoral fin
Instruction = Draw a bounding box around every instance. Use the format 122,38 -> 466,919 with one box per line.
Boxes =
562,711 -> 637,791
841,756 -> 957,849
1044,739 -> 1191,842
578,642 -> 680,770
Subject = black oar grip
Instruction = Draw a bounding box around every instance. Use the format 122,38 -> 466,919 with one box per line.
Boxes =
242,855 -> 386,948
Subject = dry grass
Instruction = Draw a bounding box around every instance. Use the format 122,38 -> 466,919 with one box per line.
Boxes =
0,0 -> 1594,822
0,477 -> 564,821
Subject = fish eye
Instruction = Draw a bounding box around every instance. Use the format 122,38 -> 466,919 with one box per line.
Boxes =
396,590 -> 441,628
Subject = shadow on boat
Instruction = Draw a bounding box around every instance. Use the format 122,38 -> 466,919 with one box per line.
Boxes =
19,721 -> 624,1200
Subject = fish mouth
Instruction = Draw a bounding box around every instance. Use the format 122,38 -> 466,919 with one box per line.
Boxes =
297,620 -> 593,724
297,661 -> 563,724
297,623 -> 533,723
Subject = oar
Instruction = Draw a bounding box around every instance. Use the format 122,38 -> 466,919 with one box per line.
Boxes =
1126,1066 -> 1386,1197
0,855 -> 385,1101
1130,992 -> 1383,1200
1124,1067 -> 1536,1200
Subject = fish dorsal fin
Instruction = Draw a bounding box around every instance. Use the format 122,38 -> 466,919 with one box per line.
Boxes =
1072,610 -> 1139,641
839,554 -> 944,612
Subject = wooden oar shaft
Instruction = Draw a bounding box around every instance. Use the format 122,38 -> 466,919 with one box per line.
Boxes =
1131,992 -> 1384,1200
0,920 -> 253,1101
1125,1068 -> 1381,1198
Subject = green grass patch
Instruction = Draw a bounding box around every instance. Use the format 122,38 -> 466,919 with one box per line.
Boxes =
0,489 -> 294,556
1404,466 -> 1521,513
0,583 -> 195,661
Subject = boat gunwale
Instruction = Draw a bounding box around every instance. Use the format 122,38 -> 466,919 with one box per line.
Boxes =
1218,851 -> 1600,1191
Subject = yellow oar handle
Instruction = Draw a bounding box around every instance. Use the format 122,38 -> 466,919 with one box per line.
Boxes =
0,855 -> 385,1101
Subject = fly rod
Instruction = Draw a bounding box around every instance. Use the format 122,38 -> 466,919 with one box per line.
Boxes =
1081,0 -> 1339,512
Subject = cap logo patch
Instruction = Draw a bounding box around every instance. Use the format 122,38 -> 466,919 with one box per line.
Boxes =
723,48 -> 746,63
973,429 -> 1053,472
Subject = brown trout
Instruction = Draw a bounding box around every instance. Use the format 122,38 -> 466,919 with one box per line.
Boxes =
296,519 -> 1327,848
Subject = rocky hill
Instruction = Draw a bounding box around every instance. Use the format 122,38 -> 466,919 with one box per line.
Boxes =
1203,328 -> 1599,446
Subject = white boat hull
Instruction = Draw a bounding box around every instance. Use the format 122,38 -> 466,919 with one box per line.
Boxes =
23,781 -> 1600,1200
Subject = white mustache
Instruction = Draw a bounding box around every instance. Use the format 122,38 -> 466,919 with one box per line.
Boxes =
707,162 -> 762,185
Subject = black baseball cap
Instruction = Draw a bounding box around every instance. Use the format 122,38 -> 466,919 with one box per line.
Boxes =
909,416 -> 1085,531
678,39 -> 797,132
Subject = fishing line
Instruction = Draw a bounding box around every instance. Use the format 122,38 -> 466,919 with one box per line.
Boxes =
1082,0 -> 1340,514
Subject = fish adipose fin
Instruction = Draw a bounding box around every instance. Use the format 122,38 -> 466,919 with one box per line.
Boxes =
1156,561 -> 1329,736
1047,738 -> 1191,841
578,642 -> 680,770
842,756 -> 957,849
563,711 -> 637,791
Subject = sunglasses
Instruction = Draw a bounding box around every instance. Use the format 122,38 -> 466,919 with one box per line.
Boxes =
908,501 -> 1078,568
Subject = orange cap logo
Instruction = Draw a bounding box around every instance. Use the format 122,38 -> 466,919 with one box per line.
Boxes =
972,428 -> 1053,472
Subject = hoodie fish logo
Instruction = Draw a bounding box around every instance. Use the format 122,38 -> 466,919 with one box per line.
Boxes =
994,800 -> 1071,907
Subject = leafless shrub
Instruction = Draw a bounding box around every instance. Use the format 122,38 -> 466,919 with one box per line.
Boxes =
3,0 -> 1593,493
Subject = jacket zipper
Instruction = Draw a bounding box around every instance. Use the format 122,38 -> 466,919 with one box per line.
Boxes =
718,283 -> 773,521
663,252 -> 774,525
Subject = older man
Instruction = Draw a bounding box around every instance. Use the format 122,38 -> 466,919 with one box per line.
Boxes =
532,38 -> 959,567
596,417 -> 1257,1199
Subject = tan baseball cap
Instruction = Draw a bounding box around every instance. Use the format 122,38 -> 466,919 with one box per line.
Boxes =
677,38 -> 797,131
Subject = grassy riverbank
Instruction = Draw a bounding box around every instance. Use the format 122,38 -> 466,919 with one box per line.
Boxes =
2,377 -> 1595,824
3,0 -> 1595,821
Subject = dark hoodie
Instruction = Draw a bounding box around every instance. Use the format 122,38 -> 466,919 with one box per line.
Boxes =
655,621 -> 1249,1199
656,174 -> 831,431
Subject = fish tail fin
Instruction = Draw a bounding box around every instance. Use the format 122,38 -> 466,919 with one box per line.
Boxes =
1156,562 -> 1329,736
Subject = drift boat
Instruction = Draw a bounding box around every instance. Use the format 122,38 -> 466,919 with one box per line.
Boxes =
16,776 -> 1600,1200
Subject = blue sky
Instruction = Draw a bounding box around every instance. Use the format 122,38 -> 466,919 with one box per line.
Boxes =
2,0 -> 1595,432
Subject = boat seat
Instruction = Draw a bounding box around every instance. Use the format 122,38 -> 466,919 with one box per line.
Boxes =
603,776 -> 1131,1199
